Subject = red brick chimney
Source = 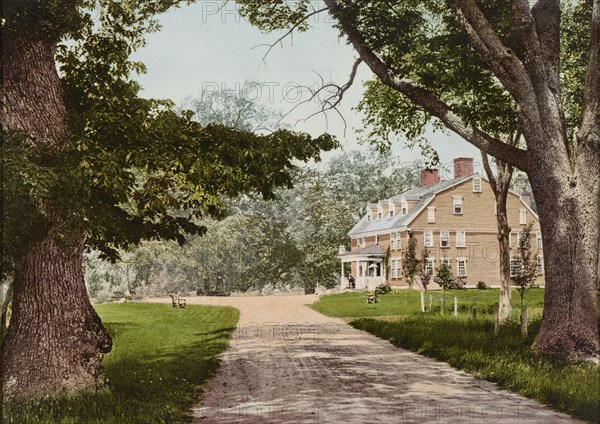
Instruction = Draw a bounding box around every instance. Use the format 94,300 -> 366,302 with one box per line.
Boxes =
421,169 -> 440,187
454,157 -> 474,179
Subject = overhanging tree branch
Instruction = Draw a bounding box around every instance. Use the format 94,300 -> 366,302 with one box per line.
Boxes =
256,7 -> 329,61
447,0 -> 539,116
323,0 -> 529,171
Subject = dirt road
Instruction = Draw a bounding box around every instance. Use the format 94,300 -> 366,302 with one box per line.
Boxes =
149,295 -> 581,423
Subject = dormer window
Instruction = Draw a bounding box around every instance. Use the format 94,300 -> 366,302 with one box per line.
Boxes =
389,202 -> 395,217
453,196 -> 463,214
377,206 -> 382,220
473,175 -> 482,192
367,213 -> 372,222
401,200 -> 408,216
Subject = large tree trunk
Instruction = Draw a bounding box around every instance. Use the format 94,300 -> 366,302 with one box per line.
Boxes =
529,160 -> 600,360
1,11 -> 113,400
2,235 -> 111,400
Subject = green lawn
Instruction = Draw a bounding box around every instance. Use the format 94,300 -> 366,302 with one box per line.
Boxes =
3,303 -> 239,423
312,289 -> 600,423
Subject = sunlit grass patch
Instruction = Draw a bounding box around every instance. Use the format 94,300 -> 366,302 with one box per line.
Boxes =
3,303 -> 239,423
313,289 -> 599,423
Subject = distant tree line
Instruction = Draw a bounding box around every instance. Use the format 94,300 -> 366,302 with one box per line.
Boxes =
85,150 -> 419,297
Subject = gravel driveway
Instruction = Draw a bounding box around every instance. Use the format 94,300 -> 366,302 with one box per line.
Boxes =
149,295 -> 582,423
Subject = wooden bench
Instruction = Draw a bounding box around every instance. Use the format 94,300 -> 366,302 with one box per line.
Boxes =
366,291 -> 379,304
169,293 -> 187,309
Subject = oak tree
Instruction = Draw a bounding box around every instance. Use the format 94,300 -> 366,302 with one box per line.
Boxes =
0,0 -> 337,399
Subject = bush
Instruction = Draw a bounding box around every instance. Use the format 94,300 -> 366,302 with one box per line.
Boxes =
375,284 -> 392,295
477,281 -> 488,290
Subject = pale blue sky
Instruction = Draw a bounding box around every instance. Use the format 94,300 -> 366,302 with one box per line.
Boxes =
133,1 -> 481,172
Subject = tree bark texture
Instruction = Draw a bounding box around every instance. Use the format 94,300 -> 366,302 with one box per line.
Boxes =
1,236 -> 111,400
1,14 -> 113,400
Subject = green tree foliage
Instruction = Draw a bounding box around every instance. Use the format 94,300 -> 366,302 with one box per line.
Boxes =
402,233 -> 420,287
511,223 -> 538,309
85,150 -> 420,295
435,262 -> 455,292
1,1 -> 338,268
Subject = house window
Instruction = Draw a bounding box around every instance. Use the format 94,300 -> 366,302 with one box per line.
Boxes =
390,232 -> 401,250
520,209 -> 527,225
453,196 -> 463,214
457,258 -> 467,277
424,230 -> 433,247
358,237 -> 364,248
391,259 -> 402,278
375,235 -> 380,245
440,230 -> 450,248
427,207 -> 435,223
425,258 -> 435,276
456,230 -> 466,247
440,257 -> 450,267
389,202 -> 395,218
377,209 -> 382,220
536,232 -> 542,249
473,175 -> 482,192
510,257 -> 522,277
536,256 -> 543,274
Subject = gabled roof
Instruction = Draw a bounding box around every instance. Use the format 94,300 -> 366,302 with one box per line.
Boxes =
348,176 -> 472,237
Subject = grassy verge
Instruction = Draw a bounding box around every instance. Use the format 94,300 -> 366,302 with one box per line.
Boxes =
3,303 -> 239,423
312,289 -> 600,423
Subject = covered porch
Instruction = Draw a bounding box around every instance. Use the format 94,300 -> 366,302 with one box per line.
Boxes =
338,245 -> 386,291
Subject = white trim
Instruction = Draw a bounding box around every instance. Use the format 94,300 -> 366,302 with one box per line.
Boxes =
427,206 -> 435,223
519,208 -> 527,225
452,195 -> 463,215
425,257 -> 435,276
457,257 -> 467,277
424,229 -> 434,247
440,230 -> 450,248
472,175 -> 482,192
510,257 -> 522,277
456,229 -> 466,247
536,255 -> 543,275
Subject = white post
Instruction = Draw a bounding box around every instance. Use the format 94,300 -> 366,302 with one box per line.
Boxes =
454,296 -> 458,317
